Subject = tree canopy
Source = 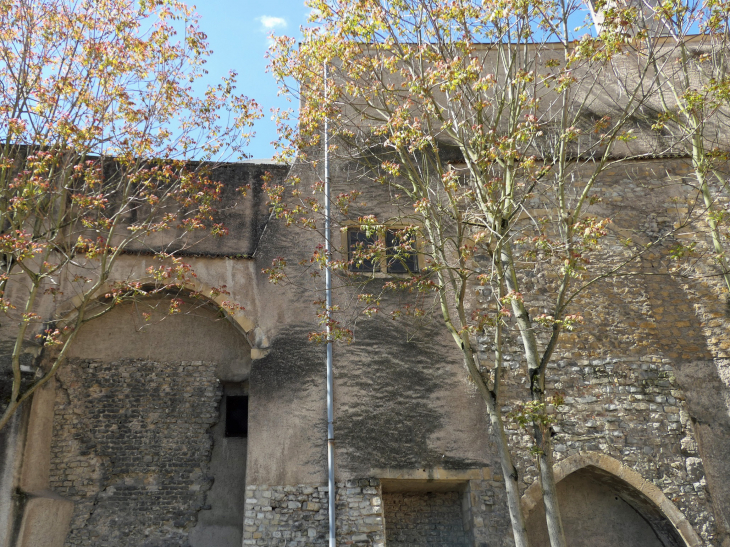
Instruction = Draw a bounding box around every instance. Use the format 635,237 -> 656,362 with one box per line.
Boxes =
0,0 -> 260,431
268,1 -> 730,545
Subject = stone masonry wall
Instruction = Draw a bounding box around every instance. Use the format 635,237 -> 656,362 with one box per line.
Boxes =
243,476 -> 513,547
470,159 -> 726,545
383,491 -> 468,547
49,359 -> 222,547
463,478 -> 513,547
27,157 -> 729,547
244,480 -> 384,546
497,356 -> 714,540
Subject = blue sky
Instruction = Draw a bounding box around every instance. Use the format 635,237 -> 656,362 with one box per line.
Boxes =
194,0 -> 311,160
191,1 -> 597,161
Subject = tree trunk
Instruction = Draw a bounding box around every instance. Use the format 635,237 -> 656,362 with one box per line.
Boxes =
491,406 -> 530,547
536,428 -> 567,547
460,338 -> 531,547
500,241 -> 567,547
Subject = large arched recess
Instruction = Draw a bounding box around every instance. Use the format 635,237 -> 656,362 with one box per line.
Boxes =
56,278 -> 267,358
521,452 -> 702,547
13,288 -> 262,547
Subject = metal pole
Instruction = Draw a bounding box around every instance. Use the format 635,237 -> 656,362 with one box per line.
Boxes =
324,61 -> 336,547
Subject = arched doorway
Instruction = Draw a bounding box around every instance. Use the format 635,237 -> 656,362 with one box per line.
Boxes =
522,453 -> 702,547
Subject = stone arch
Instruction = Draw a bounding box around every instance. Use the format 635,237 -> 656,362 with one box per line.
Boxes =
57,277 -> 269,359
13,284 -> 264,547
521,452 -> 702,547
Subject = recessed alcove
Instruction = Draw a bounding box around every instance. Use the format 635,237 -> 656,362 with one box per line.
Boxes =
382,479 -> 470,547
49,296 -> 253,547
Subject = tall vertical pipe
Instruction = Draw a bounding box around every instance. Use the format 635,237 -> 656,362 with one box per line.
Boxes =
323,61 -> 336,547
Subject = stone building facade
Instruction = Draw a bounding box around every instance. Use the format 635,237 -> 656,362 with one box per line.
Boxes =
0,153 -> 728,547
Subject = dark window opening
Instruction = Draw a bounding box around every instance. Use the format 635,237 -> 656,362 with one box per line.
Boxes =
225,395 -> 248,437
386,230 -> 418,273
348,228 -> 378,272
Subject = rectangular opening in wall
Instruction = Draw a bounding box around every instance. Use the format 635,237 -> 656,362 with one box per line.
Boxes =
225,395 -> 248,437
382,480 -> 468,547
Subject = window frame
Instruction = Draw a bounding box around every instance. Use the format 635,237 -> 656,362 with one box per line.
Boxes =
384,228 -> 419,274
342,224 -> 423,275
346,227 -> 381,273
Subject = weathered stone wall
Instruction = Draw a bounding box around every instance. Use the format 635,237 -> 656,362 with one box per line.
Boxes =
49,359 -> 222,546
339,156 -> 724,544
243,479 -> 384,546
459,158 -> 728,546
463,478 -> 513,547
494,356 -> 714,541
242,471 -> 517,547
4,156 -> 729,547
242,156 -> 726,547
383,491 -> 468,546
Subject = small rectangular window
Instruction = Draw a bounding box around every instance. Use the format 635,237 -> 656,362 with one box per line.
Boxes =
348,228 -> 379,272
225,395 -> 248,437
386,230 -> 418,273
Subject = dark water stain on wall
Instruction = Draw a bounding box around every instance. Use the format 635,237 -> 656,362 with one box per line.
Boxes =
249,325 -> 325,399
335,318 -> 484,472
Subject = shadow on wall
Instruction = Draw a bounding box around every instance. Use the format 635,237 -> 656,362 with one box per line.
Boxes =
246,324 -> 330,485
526,467 -> 684,547
246,316 -> 489,485
639,261 -> 730,541
334,316 -> 486,473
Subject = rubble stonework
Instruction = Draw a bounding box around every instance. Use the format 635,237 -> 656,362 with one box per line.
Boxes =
463,478 -> 513,547
243,480 -> 385,546
383,491 -> 468,546
242,478 -> 514,547
497,357 -> 714,541
49,359 -> 222,547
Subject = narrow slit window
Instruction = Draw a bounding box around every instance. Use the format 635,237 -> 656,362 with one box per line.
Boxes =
348,228 -> 378,272
386,230 -> 418,273
225,395 -> 248,438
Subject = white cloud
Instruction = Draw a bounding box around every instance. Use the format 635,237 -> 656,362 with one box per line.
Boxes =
258,16 -> 287,31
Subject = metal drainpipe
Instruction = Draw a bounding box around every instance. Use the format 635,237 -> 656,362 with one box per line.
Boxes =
324,61 -> 336,547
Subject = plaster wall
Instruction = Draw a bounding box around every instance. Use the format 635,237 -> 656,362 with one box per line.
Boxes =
65,297 -> 252,365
